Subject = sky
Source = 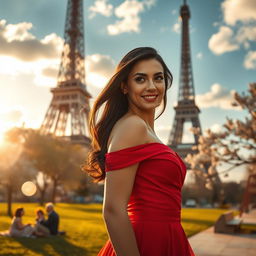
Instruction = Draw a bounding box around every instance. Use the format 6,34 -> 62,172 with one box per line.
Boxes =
0,0 -> 255,182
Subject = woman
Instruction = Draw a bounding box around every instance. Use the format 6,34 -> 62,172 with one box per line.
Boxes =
9,207 -> 35,237
83,47 -> 195,255
35,208 -> 46,225
34,208 -> 50,236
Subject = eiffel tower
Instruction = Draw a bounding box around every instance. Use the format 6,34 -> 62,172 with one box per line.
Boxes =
40,0 -> 91,145
168,0 -> 202,159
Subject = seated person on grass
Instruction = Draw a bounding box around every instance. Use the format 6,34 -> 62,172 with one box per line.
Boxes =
9,207 -> 35,237
41,202 -> 59,235
34,208 -> 50,236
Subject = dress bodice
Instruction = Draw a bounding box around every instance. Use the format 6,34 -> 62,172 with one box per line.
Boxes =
105,143 -> 187,222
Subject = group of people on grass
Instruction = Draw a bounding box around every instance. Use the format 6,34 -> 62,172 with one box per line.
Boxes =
9,202 -> 59,238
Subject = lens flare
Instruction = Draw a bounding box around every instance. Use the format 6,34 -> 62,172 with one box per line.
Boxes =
21,181 -> 37,196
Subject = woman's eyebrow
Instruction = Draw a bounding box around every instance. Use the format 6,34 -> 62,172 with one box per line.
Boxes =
132,71 -> 164,77
132,72 -> 146,77
154,72 -> 164,76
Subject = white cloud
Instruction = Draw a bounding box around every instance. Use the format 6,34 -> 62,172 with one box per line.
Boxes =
2,21 -> 35,42
85,54 -> 115,90
236,25 -> 256,48
221,0 -> 256,26
0,20 -> 63,61
89,0 -> 113,19
244,51 -> 256,69
208,26 -> 239,55
196,83 -> 239,110
196,52 -> 203,59
0,19 -> 64,87
171,9 -> 177,15
107,0 -> 156,35
0,106 -> 26,137
172,18 -> 194,34
172,19 -> 181,34
0,19 -> 118,90
0,55 -> 59,86
209,0 -> 256,61
0,108 -> 24,123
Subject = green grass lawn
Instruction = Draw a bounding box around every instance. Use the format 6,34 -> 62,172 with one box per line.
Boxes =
0,203 -> 228,256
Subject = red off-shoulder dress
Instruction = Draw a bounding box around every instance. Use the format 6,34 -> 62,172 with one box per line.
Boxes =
97,142 -> 195,256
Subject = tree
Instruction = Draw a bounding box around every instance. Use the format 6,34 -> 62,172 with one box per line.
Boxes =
186,83 -> 256,205
4,127 -> 88,205
0,137 -> 35,216
210,83 -> 256,170
23,129 -> 87,204
185,128 -> 223,204
3,127 -> 49,205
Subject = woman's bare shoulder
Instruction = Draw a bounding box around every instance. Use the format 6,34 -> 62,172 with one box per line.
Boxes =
119,114 -> 147,128
108,115 -> 148,152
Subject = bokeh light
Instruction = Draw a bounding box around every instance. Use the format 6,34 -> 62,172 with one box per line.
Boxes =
21,181 -> 37,196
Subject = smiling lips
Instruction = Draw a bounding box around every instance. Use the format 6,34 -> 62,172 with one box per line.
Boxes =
141,94 -> 158,102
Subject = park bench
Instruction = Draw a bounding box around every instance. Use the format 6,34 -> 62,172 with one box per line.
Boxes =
214,210 -> 243,234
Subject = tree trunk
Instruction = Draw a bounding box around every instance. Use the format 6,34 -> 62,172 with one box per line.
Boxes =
7,184 -> 13,217
39,188 -> 46,206
37,182 -> 48,206
35,172 -> 50,206
51,178 -> 58,204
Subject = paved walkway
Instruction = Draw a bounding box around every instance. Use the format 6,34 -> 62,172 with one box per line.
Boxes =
189,210 -> 256,256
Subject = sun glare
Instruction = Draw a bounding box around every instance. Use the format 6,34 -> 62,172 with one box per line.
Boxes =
87,73 -> 108,88
0,127 -> 7,145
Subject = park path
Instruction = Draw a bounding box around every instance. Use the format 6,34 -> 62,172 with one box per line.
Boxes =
188,209 -> 256,256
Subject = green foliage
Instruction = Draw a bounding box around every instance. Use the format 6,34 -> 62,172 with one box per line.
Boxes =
0,203 -> 228,256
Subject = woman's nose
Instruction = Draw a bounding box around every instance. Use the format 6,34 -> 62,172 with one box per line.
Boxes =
147,79 -> 157,90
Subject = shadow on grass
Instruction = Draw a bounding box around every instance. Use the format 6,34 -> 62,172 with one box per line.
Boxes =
14,235 -> 88,256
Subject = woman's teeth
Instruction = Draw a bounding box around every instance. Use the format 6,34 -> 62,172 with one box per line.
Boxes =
142,95 -> 157,99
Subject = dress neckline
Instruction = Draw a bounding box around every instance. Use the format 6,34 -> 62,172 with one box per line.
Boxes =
106,142 -> 175,155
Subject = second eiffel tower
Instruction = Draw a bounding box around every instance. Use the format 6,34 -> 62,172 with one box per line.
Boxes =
168,0 -> 202,159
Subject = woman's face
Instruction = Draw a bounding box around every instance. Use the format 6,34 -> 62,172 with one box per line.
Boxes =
37,212 -> 43,218
124,58 -> 165,113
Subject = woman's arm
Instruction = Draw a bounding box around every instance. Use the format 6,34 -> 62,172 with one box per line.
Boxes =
103,116 -> 148,256
103,163 -> 140,256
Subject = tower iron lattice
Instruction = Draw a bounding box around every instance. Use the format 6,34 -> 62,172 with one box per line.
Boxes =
168,0 -> 202,159
40,0 -> 91,145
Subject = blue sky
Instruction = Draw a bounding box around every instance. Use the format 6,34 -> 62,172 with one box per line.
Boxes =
0,0 -> 255,181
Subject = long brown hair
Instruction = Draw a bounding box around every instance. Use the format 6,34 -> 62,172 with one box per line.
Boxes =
82,47 -> 173,182
14,207 -> 24,217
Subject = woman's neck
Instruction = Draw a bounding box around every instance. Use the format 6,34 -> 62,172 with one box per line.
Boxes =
127,108 -> 155,131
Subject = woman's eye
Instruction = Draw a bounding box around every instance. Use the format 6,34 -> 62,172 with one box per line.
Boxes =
135,76 -> 145,83
155,75 -> 164,81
